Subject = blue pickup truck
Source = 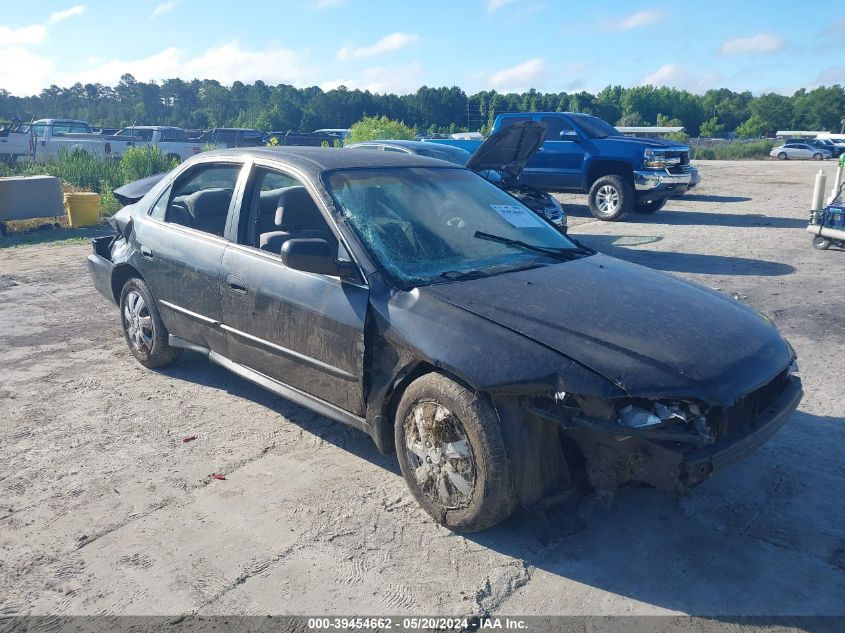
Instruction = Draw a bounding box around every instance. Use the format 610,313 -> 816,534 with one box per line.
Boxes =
426,112 -> 695,221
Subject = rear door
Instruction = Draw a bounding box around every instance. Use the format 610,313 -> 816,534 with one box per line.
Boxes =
133,159 -> 249,353
219,163 -> 369,414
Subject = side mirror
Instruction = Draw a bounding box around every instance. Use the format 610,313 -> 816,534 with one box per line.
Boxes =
560,130 -> 580,141
281,238 -> 338,276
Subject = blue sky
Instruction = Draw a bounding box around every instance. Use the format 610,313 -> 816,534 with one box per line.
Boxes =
1,0 -> 843,97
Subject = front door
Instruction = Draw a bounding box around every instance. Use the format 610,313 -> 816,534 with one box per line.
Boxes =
522,115 -> 585,190
220,165 -> 369,414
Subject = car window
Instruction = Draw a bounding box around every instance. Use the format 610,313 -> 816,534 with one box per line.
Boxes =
498,116 -> 533,130
383,146 -> 408,153
238,167 -> 338,257
161,164 -> 242,237
539,116 -> 575,138
160,128 -> 187,142
31,124 -> 46,137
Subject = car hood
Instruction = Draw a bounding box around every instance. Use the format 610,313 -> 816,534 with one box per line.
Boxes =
466,120 -> 546,178
421,254 -> 792,405
113,171 -> 168,205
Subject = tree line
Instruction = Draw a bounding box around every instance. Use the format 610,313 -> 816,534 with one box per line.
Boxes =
1,74 -> 844,137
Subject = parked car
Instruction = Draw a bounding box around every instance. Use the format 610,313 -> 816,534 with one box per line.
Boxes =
89,147 -> 802,532
815,133 -> 845,154
29,119 -> 115,160
346,125 -> 567,230
426,112 -> 693,220
770,143 -> 832,160
108,126 -> 203,161
199,128 -> 265,148
265,130 -> 339,147
782,138 -> 841,157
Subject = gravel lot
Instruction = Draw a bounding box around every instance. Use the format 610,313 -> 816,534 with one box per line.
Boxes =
1,159 -> 844,620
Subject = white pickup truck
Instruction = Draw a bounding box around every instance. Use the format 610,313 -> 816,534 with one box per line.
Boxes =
107,126 -> 203,162
0,120 -> 32,162
29,119 -> 116,161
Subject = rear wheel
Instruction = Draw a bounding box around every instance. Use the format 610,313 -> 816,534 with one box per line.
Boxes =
777,152 -> 787,160
394,373 -> 515,532
588,175 -> 633,221
814,153 -> 824,161
119,278 -> 183,368
633,198 -> 667,214
812,235 -> 832,250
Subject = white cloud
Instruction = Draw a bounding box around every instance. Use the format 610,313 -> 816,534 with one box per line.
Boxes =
0,47 -> 54,95
0,24 -> 47,46
638,63 -> 722,92
486,0 -> 517,10
487,58 -> 545,92
150,1 -> 179,18
49,5 -> 86,24
606,9 -> 663,31
336,32 -> 419,60
719,33 -> 784,56
59,42 -> 311,88
321,62 -> 424,94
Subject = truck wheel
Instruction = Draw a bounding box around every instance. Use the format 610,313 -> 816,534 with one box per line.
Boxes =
812,235 -> 832,250
777,152 -> 788,160
119,278 -> 183,369
394,373 -> 515,532
588,175 -> 633,221
633,198 -> 667,214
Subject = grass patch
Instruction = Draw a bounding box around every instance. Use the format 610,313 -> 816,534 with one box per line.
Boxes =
691,139 -> 775,160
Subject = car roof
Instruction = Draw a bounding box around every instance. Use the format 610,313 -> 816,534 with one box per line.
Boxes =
198,146 -> 462,173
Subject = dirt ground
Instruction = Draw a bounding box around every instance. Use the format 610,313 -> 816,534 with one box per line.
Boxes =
1,160 -> 844,620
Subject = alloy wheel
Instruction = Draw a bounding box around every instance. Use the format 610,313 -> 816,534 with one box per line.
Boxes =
596,185 -> 620,214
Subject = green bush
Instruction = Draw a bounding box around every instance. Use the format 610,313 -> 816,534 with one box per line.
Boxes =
690,139 -> 774,160
37,149 -> 123,193
347,115 -> 415,143
120,145 -> 178,184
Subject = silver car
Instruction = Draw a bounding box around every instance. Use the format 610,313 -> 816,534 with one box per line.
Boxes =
771,143 -> 832,161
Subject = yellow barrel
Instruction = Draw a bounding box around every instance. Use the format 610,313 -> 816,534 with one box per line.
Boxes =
64,192 -> 100,227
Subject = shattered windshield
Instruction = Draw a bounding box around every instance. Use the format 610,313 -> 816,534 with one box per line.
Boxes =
325,167 -> 582,288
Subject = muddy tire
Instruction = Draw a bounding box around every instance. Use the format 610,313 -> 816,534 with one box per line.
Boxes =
588,175 -> 633,221
394,373 -> 515,532
812,235 -> 832,250
119,278 -> 183,369
633,198 -> 667,214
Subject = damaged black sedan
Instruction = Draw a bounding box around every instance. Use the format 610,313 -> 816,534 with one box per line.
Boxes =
88,147 -> 802,532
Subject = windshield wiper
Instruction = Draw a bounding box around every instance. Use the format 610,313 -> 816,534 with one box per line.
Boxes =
439,269 -> 491,281
473,231 -> 593,261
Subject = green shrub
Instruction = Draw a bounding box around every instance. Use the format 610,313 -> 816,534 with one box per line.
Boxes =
347,115 -> 415,143
37,149 -> 123,193
120,145 -> 178,184
691,139 -> 774,160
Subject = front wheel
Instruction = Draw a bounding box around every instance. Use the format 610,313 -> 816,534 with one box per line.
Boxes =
633,198 -> 667,214
812,235 -> 832,250
119,278 -> 183,368
777,152 -> 788,160
814,153 -> 824,161
394,373 -> 515,532
588,175 -> 634,221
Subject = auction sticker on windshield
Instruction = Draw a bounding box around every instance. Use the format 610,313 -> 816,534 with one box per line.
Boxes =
490,204 -> 544,227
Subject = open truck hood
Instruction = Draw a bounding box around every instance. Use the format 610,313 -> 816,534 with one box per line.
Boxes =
466,120 -> 546,179
422,254 -> 792,406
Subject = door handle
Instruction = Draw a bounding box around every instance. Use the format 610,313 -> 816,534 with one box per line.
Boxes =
140,245 -> 153,259
226,274 -> 247,294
